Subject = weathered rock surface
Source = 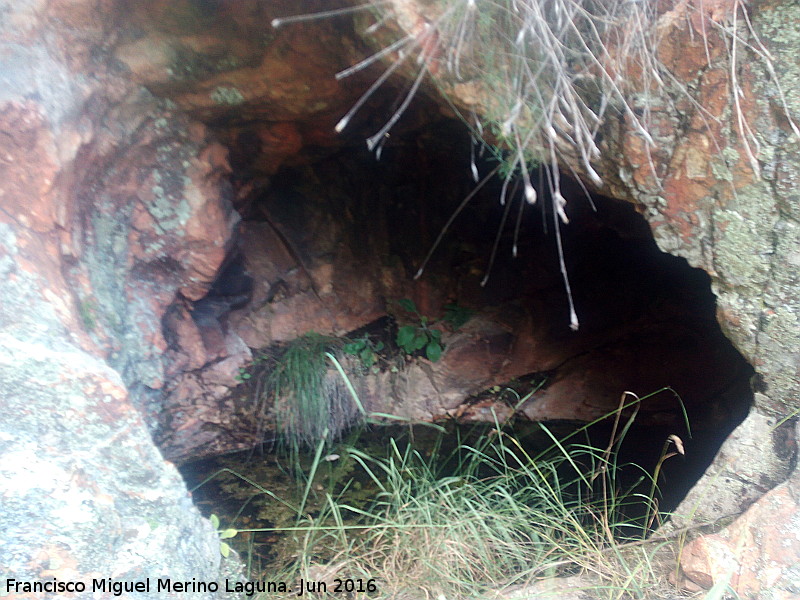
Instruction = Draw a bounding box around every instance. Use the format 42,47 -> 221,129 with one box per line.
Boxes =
0,334 -> 240,598
2,0 -> 798,595
626,5 -> 800,594
678,423 -> 800,599
0,1 -> 241,596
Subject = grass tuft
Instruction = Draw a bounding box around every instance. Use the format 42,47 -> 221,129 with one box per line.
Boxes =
254,332 -> 362,457
189,387 -> 699,598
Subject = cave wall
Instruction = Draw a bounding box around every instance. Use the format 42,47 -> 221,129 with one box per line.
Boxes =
639,5 -> 800,591
0,1 -> 240,595
604,6 -> 800,591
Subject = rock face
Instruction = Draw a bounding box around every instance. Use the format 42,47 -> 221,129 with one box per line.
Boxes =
0,334 -> 235,597
612,5 -> 800,595
0,1 -> 239,596
676,420 -> 799,595
1,0 -> 798,596
678,421 -> 800,596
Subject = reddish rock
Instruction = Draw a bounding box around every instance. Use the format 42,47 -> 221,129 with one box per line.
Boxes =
358,313 -> 520,420
114,36 -> 176,85
253,122 -> 304,173
681,462 -> 800,597
0,103 -> 60,233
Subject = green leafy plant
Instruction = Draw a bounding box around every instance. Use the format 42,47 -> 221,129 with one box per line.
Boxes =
235,367 -> 252,383
394,299 -> 444,362
442,302 -> 474,330
342,335 -> 384,370
210,513 -> 238,558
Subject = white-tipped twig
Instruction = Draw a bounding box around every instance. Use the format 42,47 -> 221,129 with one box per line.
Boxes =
271,1 -> 390,28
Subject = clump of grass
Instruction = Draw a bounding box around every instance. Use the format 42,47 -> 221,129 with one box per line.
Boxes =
190,388 -> 693,598
275,0 -> 657,180
255,332 -> 362,456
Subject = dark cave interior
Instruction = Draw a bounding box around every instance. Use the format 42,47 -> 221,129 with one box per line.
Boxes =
173,95 -> 755,514
112,0 -> 760,512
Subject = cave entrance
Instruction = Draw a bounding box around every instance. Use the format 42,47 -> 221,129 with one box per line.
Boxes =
124,0 -> 755,570
108,0 -> 755,495
175,101 -> 753,524
238,115 -> 752,419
